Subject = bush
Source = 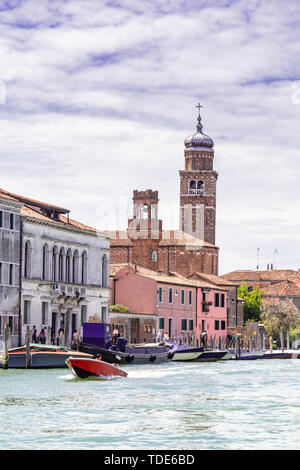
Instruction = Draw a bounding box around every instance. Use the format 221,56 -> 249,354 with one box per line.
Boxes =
109,304 -> 130,313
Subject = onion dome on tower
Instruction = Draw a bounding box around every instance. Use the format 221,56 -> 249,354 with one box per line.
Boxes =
184,103 -> 214,149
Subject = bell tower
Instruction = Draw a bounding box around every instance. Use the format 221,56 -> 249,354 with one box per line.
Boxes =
179,104 -> 218,246
128,189 -> 162,270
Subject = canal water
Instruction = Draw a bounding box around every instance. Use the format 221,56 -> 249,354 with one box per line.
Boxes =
1,359 -> 300,450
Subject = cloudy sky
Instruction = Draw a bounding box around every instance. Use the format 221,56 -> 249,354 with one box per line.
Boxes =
1,0 -> 300,274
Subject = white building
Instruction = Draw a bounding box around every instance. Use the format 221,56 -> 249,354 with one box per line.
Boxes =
0,189 -> 110,346
0,192 -> 22,347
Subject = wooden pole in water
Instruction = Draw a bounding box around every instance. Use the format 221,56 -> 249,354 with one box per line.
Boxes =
286,332 -> 290,350
280,331 -> 284,352
25,326 -> 31,369
3,324 -> 11,370
46,327 -> 51,345
235,335 -> 241,360
270,336 -> 273,353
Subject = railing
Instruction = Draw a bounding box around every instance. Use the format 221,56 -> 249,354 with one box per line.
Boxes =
188,189 -> 205,195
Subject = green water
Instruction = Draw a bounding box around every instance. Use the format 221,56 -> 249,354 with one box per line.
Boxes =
1,359 -> 300,450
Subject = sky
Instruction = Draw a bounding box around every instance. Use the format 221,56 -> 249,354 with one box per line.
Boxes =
0,0 -> 300,274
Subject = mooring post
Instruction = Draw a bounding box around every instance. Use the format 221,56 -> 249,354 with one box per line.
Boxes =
25,326 -> 31,369
270,336 -> 273,353
3,324 -> 11,370
235,335 -> 241,360
286,332 -> 290,350
76,330 -> 80,351
46,327 -> 51,345
280,331 -> 284,352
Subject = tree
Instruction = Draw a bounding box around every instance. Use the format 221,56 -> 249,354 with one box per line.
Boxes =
237,282 -> 264,322
260,299 -> 300,341
109,304 -> 130,313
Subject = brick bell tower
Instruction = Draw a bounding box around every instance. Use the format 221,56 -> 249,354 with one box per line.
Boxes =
128,189 -> 163,271
179,104 -> 218,246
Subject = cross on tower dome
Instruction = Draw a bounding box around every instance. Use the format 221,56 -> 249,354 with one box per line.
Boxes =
184,103 -> 214,149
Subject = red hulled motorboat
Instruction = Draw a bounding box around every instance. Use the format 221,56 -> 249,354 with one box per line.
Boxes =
66,356 -> 128,379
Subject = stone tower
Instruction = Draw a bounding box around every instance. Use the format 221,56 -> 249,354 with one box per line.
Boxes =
128,189 -> 163,271
179,104 -> 218,246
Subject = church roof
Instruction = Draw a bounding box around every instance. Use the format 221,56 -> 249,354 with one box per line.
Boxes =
105,229 -> 218,249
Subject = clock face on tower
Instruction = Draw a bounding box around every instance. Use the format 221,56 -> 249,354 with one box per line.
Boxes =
152,251 -> 157,262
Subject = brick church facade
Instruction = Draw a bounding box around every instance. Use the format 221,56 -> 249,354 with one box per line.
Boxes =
107,106 -> 219,277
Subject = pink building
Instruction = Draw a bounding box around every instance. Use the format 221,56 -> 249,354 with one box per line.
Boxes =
110,264 -> 228,345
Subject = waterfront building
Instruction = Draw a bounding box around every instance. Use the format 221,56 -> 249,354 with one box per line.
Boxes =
110,263 -> 228,345
221,268 -> 300,311
0,192 -> 22,347
107,106 -> 219,277
186,272 -> 244,328
0,188 -> 110,347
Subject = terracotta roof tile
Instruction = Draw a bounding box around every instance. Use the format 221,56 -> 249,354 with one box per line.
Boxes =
262,280 -> 300,297
110,263 -> 227,290
221,269 -> 300,283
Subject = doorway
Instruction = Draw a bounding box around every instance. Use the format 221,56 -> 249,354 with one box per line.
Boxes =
72,313 -> 77,336
51,312 -> 58,344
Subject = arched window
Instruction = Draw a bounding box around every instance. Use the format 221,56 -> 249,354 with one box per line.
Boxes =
42,244 -> 50,280
142,204 -> 148,219
197,180 -> 204,195
73,250 -> 79,284
82,251 -> 88,285
66,249 -> 72,283
52,246 -> 59,282
24,240 -> 32,278
59,247 -> 65,282
189,180 -> 196,194
102,254 -> 108,288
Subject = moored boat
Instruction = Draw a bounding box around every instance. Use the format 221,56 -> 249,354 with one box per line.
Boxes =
66,356 -> 128,379
168,341 -> 227,362
2,344 -> 93,369
77,322 -> 174,365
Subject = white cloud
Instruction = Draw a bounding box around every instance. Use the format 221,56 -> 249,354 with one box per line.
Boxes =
0,0 -> 300,274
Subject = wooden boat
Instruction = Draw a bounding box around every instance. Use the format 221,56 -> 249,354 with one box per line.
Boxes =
2,344 -> 93,369
66,356 -> 128,379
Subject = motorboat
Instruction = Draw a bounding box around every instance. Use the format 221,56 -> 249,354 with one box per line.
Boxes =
168,341 -> 227,362
76,322 -> 174,365
78,341 -> 174,365
66,356 -> 128,379
2,344 -> 93,369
